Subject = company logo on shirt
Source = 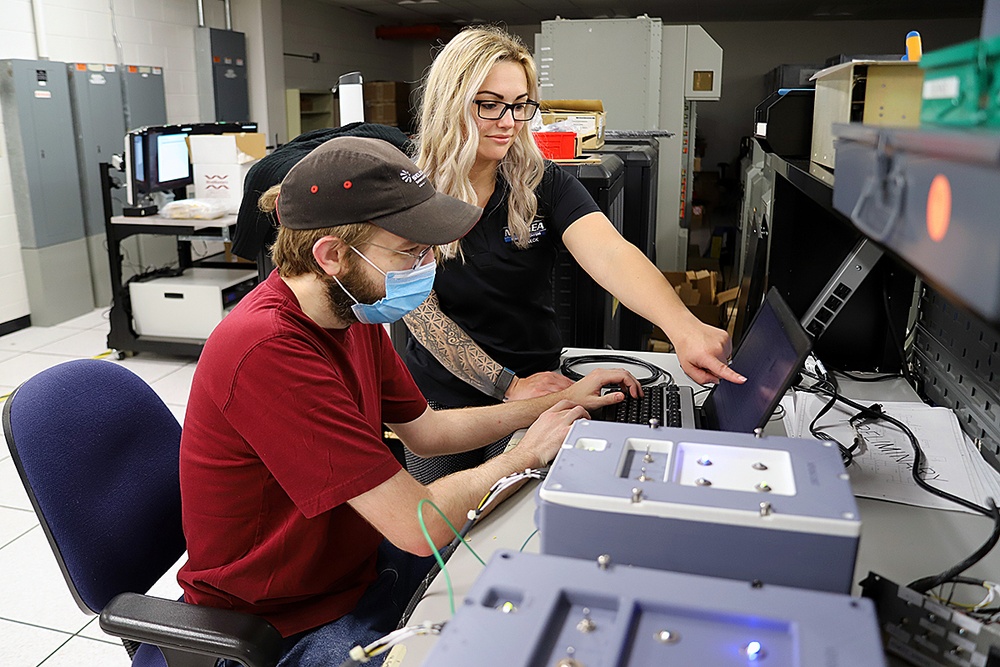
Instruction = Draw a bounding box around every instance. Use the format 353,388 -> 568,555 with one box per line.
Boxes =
503,219 -> 547,245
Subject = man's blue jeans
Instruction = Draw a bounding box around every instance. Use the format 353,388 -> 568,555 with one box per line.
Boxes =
222,540 -> 435,667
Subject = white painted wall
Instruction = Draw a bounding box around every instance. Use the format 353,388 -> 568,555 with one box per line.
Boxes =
282,0 -> 416,92
0,0 -> 282,328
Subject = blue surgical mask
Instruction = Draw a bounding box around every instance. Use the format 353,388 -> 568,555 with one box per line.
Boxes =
334,246 -> 436,325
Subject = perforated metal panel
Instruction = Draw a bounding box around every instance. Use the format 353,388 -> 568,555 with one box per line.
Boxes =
913,287 -> 1000,472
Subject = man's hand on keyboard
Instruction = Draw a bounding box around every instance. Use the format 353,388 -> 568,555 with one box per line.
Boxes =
557,367 -> 643,413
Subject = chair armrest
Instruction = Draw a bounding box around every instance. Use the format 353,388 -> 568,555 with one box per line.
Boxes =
100,593 -> 283,667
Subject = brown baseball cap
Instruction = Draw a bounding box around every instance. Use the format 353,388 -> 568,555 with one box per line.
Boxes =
275,136 -> 481,245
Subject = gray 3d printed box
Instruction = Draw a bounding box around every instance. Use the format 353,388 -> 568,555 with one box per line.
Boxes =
536,420 -> 861,593
421,550 -> 885,666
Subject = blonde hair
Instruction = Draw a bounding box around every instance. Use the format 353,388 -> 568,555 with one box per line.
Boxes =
259,185 -> 377,278
414,25 -> 545,256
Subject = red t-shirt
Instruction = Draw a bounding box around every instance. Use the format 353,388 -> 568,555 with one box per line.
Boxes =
177,271 -> 427,637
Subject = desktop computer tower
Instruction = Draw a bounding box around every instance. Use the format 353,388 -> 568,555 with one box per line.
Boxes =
596,138 -> 660,350
553,155 -> 625,349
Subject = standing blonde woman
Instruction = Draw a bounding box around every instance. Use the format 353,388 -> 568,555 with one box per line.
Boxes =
402,26 -> 744,483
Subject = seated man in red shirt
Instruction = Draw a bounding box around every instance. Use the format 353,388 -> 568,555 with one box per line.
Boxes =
177,137 -> 638,666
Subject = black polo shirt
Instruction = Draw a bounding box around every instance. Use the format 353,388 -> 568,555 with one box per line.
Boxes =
404,162 -> 600,407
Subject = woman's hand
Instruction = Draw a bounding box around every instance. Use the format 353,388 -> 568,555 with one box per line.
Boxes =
671,320 -> 746,385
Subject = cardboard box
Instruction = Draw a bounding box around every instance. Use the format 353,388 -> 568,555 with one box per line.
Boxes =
809,61 -> 923,168
188,133 -> 266,166
363,80 -> 410,103
364,100 -> 409,126
193,163 -> 255,214
539,99 -> 605,150
662,270 -> 737,328
188,133 -> 266,214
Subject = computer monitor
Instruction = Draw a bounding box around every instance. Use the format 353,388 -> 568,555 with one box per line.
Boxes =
124,122 -> 258,207
125,125 -> 193,206
702,287 -> 813,434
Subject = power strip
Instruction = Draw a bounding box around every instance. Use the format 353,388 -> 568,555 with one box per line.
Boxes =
861,572 -> 1000,667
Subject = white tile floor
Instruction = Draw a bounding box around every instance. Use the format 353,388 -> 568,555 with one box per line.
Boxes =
0,308 -> 193,666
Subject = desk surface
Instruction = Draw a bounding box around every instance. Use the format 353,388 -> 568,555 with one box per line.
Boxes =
110,213 -> 236,230
398,349 -> 1000,665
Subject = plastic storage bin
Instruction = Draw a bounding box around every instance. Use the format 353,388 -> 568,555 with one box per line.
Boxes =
532,131 -> 578,159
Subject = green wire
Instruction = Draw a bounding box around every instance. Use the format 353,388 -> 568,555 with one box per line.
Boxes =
416,498 -> 487,615
519,528 -> 538,552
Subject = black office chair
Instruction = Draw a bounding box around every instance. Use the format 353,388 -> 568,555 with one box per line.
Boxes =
1,359 -> 282,667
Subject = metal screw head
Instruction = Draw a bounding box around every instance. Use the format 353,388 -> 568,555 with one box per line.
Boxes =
741,641 -> 766,660
755,482 -> 772,492
752,462 -> 768,471
695,477 -> 712,486
655,629 -> 681,644
498,601 -> 517,613
754,427 -> 764,438
597,554 -> 612,570
759,501 -> 772,516
649,418 -> 660,429
576,609 -> 596,633
555,658 -> 582,667
631,487 -> 643,503
697,457 -> 713,466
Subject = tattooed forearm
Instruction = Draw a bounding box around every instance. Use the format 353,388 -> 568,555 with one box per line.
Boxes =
403,291 -> 503,396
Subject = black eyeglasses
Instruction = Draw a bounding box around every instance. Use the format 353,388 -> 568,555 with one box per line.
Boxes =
473,99 -> 540,122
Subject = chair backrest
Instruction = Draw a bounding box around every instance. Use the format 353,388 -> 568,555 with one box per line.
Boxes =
2,359 -> 186,615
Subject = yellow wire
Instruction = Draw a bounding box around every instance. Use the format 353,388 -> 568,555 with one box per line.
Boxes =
1,349 -> 113,404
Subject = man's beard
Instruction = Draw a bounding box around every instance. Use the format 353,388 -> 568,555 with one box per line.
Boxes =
322,255 -> 385,325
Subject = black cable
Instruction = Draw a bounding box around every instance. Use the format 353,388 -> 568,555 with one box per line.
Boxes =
909,500 -> 1000,594
396,515 -> 475,629
834,369 -> 902,382
802,378 -> 1000,593
804,378 -> 855,466
560,354 -> 672,387
807,382 -> 991,515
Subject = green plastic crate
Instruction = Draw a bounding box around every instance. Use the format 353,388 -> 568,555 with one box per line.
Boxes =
920,38 -> 988,127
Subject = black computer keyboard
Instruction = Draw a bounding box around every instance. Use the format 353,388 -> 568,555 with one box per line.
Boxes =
606,385 -> 689,427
